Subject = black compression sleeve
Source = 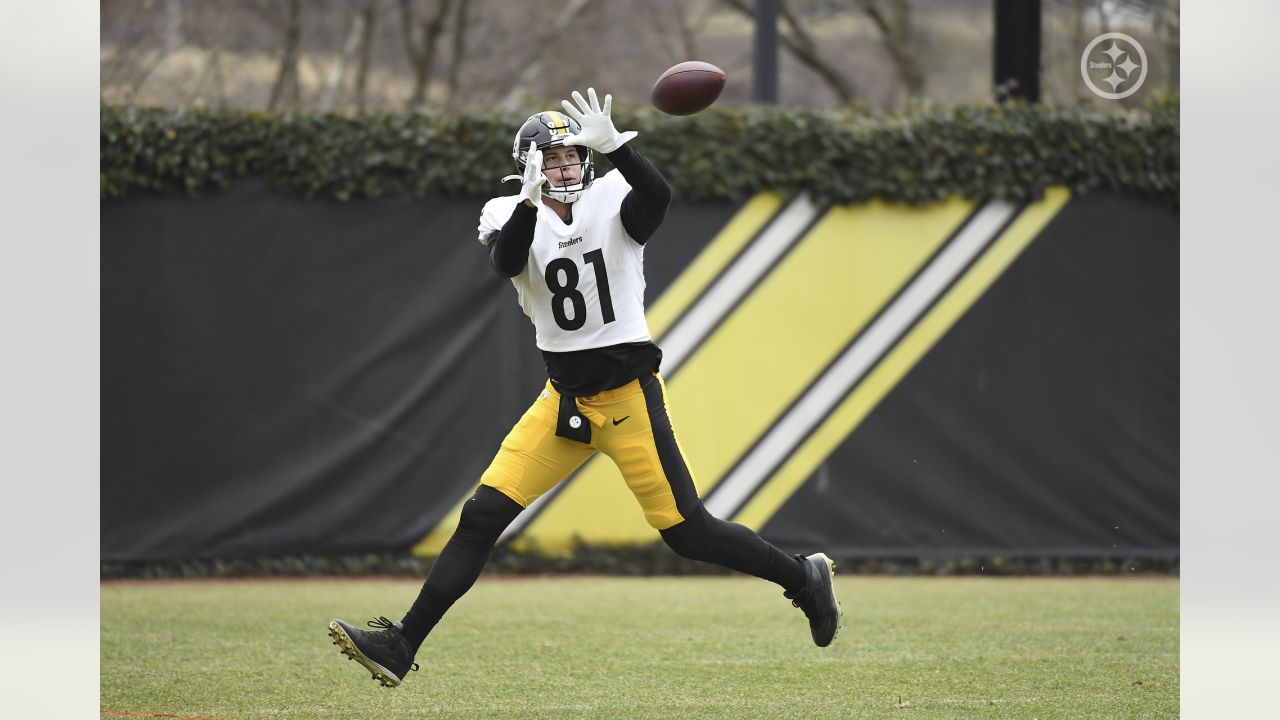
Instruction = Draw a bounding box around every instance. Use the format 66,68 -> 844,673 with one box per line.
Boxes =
605,144 -> 672,245
398,485 -> 523,650
487,202 -> 538,277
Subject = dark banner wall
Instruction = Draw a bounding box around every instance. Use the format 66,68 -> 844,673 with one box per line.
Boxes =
761,194 -> 1179,556
102,181 -> 735,559
102,184 -> 1177,560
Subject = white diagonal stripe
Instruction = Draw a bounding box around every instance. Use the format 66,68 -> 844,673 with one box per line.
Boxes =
659,193 -> 820,371
704,200 -> 1019,520
499,194 -> 821,542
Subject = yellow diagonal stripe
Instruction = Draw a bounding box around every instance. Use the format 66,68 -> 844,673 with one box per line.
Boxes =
515,196 -> 976,551
412,194 -> 782,556
645,193 -> 783,337
732,187 -> 1072,530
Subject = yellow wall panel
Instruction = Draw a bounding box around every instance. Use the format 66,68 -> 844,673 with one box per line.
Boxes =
732,188 -> 1072,530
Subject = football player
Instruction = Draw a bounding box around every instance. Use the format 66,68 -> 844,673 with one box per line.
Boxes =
328,88 -> 841,688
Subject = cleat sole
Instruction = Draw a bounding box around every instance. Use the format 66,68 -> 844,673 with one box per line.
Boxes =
327,620 -> 402,688
829,550 -> 839,640
822,554 -> 843,645
808,553 -> 842,648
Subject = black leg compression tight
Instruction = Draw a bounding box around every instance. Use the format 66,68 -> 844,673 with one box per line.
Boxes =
399,491 -> 805,652
399,485 -> 522,651
659,503 -> 806,594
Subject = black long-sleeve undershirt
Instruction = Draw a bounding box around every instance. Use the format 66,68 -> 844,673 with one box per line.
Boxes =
611,143 -> 672,244
487,143 -> 671,278
487,201 -> 537,278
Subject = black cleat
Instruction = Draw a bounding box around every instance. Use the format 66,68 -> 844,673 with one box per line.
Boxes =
327,616 -> 420,688
784,552 -> 842,647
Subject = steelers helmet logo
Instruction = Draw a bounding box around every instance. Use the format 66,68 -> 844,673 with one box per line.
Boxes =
569,415 -> 582,429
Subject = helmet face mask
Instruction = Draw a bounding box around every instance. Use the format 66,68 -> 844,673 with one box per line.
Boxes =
512,111 -> 594,204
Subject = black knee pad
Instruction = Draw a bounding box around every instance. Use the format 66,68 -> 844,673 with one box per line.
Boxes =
457,485 -> 524,540
659,502 -> 712,560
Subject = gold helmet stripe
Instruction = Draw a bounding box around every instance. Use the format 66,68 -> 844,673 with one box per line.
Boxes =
545,110 -> 570,137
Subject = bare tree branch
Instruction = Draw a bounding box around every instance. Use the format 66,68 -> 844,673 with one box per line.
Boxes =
641,0 -> 680,63
163,0 -> 185,52
670,0 -> 699,60
499,0 -> 592,111
184,40 -> 223,108
354,0 -> 380,114
399,0 -> 455,110
720,0 -> 859,104
102,0 -> 161,92
443,0 -> 470,109
319,6 -> 366,112
1072,0 -> 1090,101
1152,0 -> 1179,89
644,0 -> 717,68
860,0 -> 924,99
267,0 -> 303,111
209,43 -> 228,109
127,48 -> 173,101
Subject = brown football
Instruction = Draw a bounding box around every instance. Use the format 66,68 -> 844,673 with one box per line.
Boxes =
650,61 -> 726,116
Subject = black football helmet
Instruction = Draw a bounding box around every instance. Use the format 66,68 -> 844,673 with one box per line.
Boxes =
511,111 -> 593,203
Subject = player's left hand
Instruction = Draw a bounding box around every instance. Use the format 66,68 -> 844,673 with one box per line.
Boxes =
559,87 -> 638,154
501,140 -> 548,208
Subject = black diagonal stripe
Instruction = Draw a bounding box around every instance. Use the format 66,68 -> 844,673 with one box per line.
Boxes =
716,200 -> 1027,520
695,199 -> 999,516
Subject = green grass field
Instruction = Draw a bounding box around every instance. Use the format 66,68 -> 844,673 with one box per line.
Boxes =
101,576 -> 1178,719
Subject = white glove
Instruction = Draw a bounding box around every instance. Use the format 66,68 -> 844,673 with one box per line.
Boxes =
501,140 -> 548,208
559,87 -> 638,154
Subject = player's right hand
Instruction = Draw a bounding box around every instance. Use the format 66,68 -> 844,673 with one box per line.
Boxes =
560,87 -> 637,154
502,140 -> 548,208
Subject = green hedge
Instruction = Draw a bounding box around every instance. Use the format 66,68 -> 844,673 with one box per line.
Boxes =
101,95 -> 1178,206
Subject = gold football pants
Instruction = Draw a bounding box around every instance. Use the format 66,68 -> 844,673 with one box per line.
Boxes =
480,372 -> 699,530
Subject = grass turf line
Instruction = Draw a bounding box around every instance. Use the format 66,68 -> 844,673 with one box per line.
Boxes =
101,576 -> 1177,719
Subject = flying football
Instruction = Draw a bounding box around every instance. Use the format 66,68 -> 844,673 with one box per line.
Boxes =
650,61 -> 726,116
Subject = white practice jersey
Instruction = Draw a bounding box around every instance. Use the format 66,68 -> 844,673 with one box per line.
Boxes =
476,169 -> 651,353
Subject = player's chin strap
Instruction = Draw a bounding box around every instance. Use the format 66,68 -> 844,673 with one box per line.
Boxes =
504,172 -> 587,204
546,187 -> 584,204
